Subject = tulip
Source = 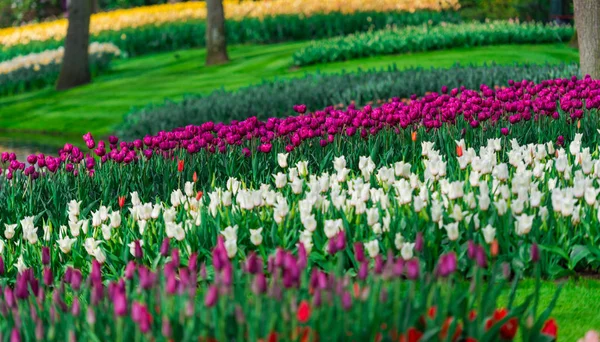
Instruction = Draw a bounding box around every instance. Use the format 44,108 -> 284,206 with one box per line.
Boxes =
160,237 -> 170,257
297,300 -> 311,323
42,247 -> 50,265
205,285 -> 219,307
531,243 -> 540,263
405,259 -> 420,280
541,318 -> 558,339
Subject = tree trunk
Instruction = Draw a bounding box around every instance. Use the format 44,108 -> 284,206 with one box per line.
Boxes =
574,0 -> 600,79
205,0 -> 229,66
91,0 -> 100,13
56,0 -> 91,91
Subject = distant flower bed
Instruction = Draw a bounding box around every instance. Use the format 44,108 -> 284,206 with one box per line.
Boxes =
0,10 -> 461,63
293,21 -> 574,66
0,0 -> 459,48
0,42 -> 121,95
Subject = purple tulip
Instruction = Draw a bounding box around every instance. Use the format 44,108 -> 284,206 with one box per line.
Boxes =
405,259 -> 420,280
42,247 -> 50,265
358,261 -> 369,280
475,246 -> 488,268
531,243 -> 540,263
160,237 -> 170,257
134,240 -> 143,260
72,297 -> 81,316
354,242 -> 365,263
71,269 -> 82,290
125,261 -> 136,280
171,248 -> 180,268
113,292 -> 127,317
10,328 -> 20,342
43,268 -> 53,287
341,291 -> 352,311
204,285 -> 219,307
414,232 -> 423,252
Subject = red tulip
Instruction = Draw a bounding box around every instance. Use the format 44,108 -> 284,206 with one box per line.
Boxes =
541,318 -> 558,339
297,300 -> 311,323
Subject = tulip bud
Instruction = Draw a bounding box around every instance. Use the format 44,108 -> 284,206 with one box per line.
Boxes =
71,269 -> 82,290
71,297 -> 81,316
354,242 -> 365,263
204,285 -> 219,307
42,247 -> 50,265
0,256 -> 5,275
414,232 -> 423,253
43,268 -> 53,287
162,316 -> 172,338
531,243 -> 540,263
341,291 -> 352,311
134,240 -> 143,260
11,328 -> 20,342
405,259 -> 420,280
358,261 -> 369,280
171,248 -> 180,268
125,261 -> 136,280
160,238 -> 170,257
467,241 -> 476,259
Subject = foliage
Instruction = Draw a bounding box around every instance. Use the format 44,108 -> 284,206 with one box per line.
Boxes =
292,21 -> 574,66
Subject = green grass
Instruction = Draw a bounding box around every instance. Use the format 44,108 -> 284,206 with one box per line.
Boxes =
511,279 -> 600,340
0,42 -> 578,147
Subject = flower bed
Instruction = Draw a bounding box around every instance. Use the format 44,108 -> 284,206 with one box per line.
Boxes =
293,21 -> 574,66
2,134 -> 600,280
0,2 -> 460,62
0,42 -> 120,95
1,76 -> 598,339
118,62 -> 579,139
1,242 -> 559,341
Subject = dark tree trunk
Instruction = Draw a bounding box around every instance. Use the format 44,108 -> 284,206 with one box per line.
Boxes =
205,0 -> 229,66
574,0 -> 600,79
91,0 -> 100,13
56,0 -> 91,91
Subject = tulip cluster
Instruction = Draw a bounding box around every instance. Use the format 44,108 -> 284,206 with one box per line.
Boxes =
0,239 -> 559,342
3,134 -> 600,281
2,76 -> 599,180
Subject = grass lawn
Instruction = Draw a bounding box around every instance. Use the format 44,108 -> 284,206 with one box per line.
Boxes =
0,42 -> 578,147
511,278 -> 600,340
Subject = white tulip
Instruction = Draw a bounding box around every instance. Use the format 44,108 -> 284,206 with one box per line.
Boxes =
444,222 -> 459,241
333,156 -> 346,172
250,228 -> 263,246
130,191 -> 141,206
57,235 -> 77,254
482,224 -> 496,244
277,153 -> 289,168
221,225 -> 238,241
364,240 -> 379,258
401,242 -> 415,260
274,172 -> 287,189
296,161 -> 308,177
225,239 -> 237,259
4,224 -> 16,240
184,182 -> 195,198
